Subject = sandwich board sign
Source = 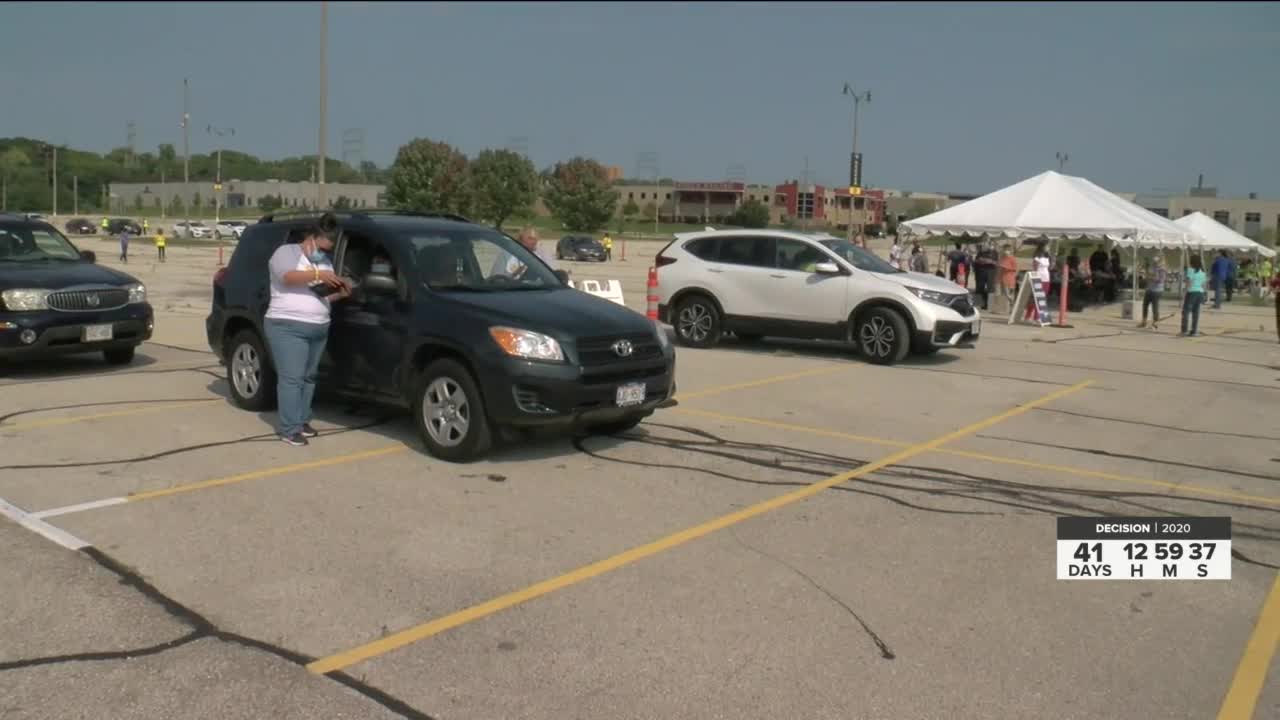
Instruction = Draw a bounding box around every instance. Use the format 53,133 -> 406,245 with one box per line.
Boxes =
1007,272 -> 1049,327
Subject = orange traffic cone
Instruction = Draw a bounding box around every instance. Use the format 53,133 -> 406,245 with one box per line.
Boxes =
646,267 -> 659,320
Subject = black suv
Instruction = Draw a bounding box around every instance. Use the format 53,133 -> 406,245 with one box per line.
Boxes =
206,211 -> 677,462
555,235 -> 606,262
0,215 -> 154,365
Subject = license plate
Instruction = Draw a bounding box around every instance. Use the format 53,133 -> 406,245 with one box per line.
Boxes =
971,318 -> 981,335
615,382 -> 646,407
82,324 -> 113,342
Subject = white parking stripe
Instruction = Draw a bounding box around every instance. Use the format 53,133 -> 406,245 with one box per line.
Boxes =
0,496 -> 93,551
31,498 -> 128,519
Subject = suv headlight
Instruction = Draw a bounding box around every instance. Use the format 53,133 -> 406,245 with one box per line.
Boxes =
904,286 -> 956,307
489,326 -> 565,362
125,283 -> 146,304
1,289 -> 51,311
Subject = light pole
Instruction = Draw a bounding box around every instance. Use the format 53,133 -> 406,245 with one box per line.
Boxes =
182,78 -> 191,233
842,83 -> 870,244
51,145 -> 58,217
318,0 -> 328,210
208,125 -> 235,265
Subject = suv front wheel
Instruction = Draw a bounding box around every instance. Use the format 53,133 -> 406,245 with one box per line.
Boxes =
227,329 -> 277,410
412,358 -> 492,462
854,307 -> 910,365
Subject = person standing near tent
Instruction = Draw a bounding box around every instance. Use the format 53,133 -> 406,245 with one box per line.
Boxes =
1210,250 -> 1230,309
998,244 -> 1018,304
1139,255 -> 1166,330
1181,255 -> 1207,337
1024,245 -> 1053,322
947,241 -> 968,285
154,227 -> 166,262
1272,265 -> 1280,343
973,240 -> 998,311
910,242 -> 928,273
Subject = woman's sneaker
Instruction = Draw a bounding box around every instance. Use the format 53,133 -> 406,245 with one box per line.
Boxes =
301,423 -> 319,438
279,432 -> 308,446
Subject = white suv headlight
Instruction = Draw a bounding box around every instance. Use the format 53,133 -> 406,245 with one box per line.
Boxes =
904,286 -> 955,307
1,289 -> 51,311
125,283 -> 146,304
489,326 -> 565,362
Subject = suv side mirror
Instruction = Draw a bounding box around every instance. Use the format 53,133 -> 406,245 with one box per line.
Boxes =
363,272 -> 397,294
554,269 -> 570,284
814,261 -> 841,274
80,250 -> 96,263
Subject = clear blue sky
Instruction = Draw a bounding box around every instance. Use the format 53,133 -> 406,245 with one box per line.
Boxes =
2,1 -> 1277,197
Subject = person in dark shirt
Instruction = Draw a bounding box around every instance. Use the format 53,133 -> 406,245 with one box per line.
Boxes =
1210,250 -> 1231,309
972,241 -> 999,310
947,241 -> 968,285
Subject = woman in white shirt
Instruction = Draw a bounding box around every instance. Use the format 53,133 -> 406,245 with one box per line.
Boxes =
1024,245 -> 1053,322
263,221 -> 350,446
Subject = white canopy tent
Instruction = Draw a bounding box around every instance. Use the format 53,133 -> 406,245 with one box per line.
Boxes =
900,170 -> 1198,317
900,170 -> 1194,248
1174,212 -> 1276,259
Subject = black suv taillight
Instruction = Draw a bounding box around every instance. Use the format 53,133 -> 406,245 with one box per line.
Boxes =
655,255 -> 676,267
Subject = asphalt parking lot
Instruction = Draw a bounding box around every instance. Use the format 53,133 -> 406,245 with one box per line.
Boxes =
2,238 -> 1278,720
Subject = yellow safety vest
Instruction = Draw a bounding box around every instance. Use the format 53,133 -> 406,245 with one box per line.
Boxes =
155,234 -> 166,247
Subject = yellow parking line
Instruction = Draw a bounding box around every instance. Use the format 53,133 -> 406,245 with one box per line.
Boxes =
673,407 -> 1280,507
35,366 -> 865,512
2,399 -> 221,432
1217,572 -> 1280,720
674,365 -> 847,401
127,445 -> 408,502
305,380 -> 1093,675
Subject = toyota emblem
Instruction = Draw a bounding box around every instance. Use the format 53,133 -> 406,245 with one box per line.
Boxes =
86,294 -> 100,307
611,339 -> 634,357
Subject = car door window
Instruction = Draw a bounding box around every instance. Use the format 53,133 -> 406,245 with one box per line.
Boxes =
715,236 -> 774,267
775,238 -> 828,272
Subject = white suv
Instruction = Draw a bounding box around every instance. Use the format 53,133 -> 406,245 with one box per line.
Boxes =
653,229 -> 980,365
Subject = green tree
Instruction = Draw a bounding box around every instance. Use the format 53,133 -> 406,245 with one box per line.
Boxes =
543,157 -> 620,232
333,195 -> 353,210
0,147 -> 31,210
622,198 -> 640,222
642,201 -> 658,224
729,198 -> 770,228
470,148 -> 537,229
191,191 -> 202,209
386,138 -> 472,215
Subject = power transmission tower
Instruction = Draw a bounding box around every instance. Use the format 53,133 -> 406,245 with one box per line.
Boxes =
341,128 -> 366,176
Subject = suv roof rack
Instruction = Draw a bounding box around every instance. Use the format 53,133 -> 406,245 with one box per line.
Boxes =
258,209 -> 473,224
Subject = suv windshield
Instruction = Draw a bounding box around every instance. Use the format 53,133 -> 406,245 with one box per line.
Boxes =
818,237 -> 903,274
0,225 -> 82,262
404,228 -> 562,291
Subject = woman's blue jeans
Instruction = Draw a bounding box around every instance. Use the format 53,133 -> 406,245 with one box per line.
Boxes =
1181,291 -> 1204,335
264,318 -> 329,437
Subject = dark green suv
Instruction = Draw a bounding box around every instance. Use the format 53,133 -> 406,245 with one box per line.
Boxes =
206,211 -> 677,462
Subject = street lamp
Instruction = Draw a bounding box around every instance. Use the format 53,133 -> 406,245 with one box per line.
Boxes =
208,125 -> 235,264
842,83 -> 871,244
318,0 -> 328,210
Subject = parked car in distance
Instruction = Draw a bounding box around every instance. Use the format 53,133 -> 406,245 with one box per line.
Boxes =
653,229 -> 979,365
174,221 -> 210,238
105,218 -> 143,235
206,210 -> 677,462
64,217 -> 96,235
0,214 -> 153,366
555,234 -> 606,262
216,220 -> 248,238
